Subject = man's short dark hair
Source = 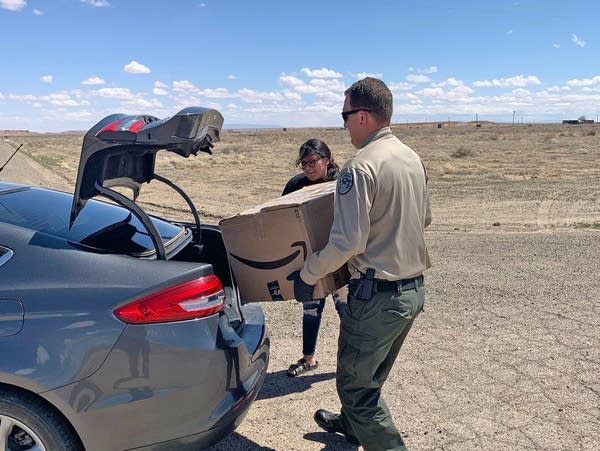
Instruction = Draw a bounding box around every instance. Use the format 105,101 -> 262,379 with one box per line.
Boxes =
344,77 -> 393,124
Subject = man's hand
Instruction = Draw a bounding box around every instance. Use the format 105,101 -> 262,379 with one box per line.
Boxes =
286,271 -> 315,302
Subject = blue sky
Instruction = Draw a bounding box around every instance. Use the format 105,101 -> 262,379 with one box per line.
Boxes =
1,0 -> 599,131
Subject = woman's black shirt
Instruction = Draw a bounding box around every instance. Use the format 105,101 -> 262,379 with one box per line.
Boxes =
282,172 -> 338,196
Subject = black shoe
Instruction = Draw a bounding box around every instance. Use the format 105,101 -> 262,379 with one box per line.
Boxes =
314,409 -> 360,445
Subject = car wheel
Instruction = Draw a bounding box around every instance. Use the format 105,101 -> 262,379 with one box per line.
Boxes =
0,387 -> 82,451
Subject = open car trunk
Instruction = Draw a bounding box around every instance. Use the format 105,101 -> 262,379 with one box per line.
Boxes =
69,107 -> 243,330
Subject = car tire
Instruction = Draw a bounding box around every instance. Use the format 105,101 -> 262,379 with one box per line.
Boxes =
0,387 -> 83,451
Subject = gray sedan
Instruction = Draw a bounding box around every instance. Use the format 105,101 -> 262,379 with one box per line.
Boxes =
0,107 -> 269,450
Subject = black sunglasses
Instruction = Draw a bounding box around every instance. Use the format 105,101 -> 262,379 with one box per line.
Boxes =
341,108 -> 371,122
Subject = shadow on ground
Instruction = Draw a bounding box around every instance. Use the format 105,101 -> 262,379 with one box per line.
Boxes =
205,432 -> 276,450
206,430 -> 359,450
256,369 -> 336,400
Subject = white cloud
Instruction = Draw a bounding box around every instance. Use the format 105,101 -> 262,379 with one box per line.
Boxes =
42,92 -> 86,107
315,90 -> 343,102
553,43 -> 560,49
283,91 -> 302,101
33,8 -> 43,15
8,61 -> 600,131
389,81 -> 414,91
506,29 -> 513,36
300,67 -> 342,78
571,34 -> 586,48
566,75 -> 600,87
279,74 -> 304,87
152,81 -> 168,96
81,76 -> 105,85
227,74 -> 237,80
473,75 -> 541,88
432,78 -> 464,88
124,61 -> 151,74
8,94 -> 37,101
172,80 -> 198,93
122,98 -> 163,110
293,78 -> 344,97
580,86 -> 600,93
81,0 -> 110,7
95,87 -> 135,99
356,72 -> 383,80
237,88 -> 284,103
418,87 -> 444,98
40,75 -> 53,84
199,88 -> 233,98
406,74 -> 431,84
0,0 -> 26,11
409,66 -> 438,74
546,85 -> 566,93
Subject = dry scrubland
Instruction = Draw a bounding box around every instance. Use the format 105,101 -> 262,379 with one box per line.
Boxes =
3,122 -> 599,229
1,123 -> 599,450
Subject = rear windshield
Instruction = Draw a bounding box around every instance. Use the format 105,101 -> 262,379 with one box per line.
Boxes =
0,186 -> 187,255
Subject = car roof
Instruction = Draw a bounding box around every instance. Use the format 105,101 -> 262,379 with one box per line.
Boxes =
0,185 -> 190,258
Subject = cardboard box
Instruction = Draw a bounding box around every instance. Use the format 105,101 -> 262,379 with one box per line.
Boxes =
219,181 -> 350,302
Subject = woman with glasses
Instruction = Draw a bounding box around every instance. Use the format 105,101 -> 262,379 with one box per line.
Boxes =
283,139 -> 347,377
282,138 -> 339,196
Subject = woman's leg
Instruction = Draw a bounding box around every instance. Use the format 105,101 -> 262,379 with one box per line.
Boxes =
302,298 -> 326,364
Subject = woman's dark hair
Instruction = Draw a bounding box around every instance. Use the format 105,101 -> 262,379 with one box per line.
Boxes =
297,138 -> 340,181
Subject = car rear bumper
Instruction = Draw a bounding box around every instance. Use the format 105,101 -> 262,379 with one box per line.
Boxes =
49,303 -> 269,451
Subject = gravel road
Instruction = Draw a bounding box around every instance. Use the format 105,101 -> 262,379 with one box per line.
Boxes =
207,229 -> 599,450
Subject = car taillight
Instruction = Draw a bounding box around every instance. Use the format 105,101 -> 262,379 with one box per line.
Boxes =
114,275 -> 225,324
97,117 -> 147,135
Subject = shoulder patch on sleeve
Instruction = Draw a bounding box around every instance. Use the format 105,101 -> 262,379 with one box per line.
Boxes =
337,171 -> 354,195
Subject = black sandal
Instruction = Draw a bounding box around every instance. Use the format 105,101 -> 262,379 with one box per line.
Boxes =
286,358 -> 318,377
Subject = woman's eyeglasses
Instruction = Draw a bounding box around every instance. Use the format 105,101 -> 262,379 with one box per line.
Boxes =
297,156 -> 324,169
341,108 -> 371,122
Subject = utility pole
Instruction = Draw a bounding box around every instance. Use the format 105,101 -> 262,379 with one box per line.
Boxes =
513,110 -> 516,125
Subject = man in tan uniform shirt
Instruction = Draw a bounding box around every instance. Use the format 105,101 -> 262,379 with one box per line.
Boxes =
288,77 -> 431,450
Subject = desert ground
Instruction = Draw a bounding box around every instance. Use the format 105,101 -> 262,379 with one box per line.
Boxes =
1,121 -> 599,450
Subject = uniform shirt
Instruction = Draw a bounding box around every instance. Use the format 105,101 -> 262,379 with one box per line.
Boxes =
300,127 -> 431,284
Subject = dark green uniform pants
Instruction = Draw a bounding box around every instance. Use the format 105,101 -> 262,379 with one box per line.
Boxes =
336,281 -> 424,451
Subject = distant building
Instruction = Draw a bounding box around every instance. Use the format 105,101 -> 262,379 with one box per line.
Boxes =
562,119 -> 595,124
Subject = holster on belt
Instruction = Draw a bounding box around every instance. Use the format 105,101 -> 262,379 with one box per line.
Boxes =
349,268 -> 375,301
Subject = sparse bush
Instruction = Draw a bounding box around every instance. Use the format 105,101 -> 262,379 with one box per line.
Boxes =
451,147 -> 475,158
441,163 -> 458,175
574,222 -> 600,229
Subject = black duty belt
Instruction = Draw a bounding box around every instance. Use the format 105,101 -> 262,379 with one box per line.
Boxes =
374,275 -> 424,292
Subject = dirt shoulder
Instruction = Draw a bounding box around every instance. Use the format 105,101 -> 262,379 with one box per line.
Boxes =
0,140 -> 71,191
